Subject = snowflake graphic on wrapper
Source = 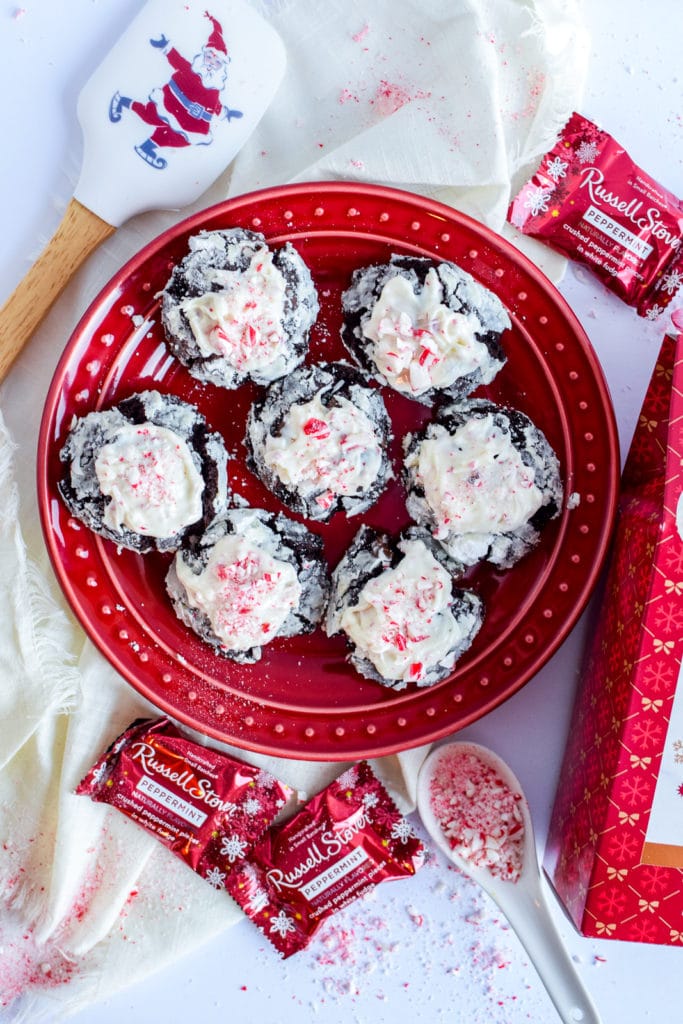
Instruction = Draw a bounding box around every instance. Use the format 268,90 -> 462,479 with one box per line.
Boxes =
362,791 -> 379,810
390,819 -> 415,843
242,797 -> 262,816
576,139 -> 599,164
220,833 -> 249,862
523,184 -> 553,216
673,740 -> 683,765
205,866 -> 226,889
659,268 -> 683,296
248,887 -> 269,913
646,304 -> 665,321
336,767 -> 359,791
546,156 -> 568,181
269,910 -> 296,938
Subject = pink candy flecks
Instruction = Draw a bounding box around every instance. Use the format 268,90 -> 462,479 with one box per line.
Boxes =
430,750 -> 525,883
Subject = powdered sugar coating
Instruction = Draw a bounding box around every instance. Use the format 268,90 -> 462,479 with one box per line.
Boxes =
245,362 -> 393,522
161,228 -> 319,389
341,255 -> 509,405
429,748 -> 525,883
166,507 -> 329,663
58,390 -> 229,554
325,525 -> 483,689
403,398 -> 563,568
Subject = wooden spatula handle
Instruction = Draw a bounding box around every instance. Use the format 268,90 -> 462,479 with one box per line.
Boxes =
0,198 -> 115,383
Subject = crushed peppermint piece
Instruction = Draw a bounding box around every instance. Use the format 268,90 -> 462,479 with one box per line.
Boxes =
429,749 -> 525,883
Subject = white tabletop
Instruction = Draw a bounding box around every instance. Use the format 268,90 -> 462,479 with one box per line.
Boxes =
1,3 -> 682,1023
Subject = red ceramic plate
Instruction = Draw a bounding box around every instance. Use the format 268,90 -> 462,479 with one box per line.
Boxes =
37,182 -> 619,761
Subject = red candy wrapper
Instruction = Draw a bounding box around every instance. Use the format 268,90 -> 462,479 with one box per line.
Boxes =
508,112 -> 683,318
77,717 -> 292,888
226,761 -> 425,957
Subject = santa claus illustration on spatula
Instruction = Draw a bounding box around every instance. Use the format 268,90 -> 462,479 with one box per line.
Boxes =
109,10 -> 243,169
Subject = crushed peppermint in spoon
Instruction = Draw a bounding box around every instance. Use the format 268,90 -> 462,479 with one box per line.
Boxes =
429,749 -> 525,883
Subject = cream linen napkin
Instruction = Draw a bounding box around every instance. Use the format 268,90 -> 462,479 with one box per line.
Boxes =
0,0 -> 588,1018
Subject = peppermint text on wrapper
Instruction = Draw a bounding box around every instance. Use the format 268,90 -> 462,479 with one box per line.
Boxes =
77,718 -> 292,889
226,761 -> 425,957
508,112 -> 683,319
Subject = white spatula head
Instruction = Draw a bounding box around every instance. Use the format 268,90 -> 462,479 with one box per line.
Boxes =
75,0 -> 285,227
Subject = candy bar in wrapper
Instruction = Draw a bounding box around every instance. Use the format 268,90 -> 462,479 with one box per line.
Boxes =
77,717 -> 292,888
508,112 -> 683,318
226,760 -> 425,957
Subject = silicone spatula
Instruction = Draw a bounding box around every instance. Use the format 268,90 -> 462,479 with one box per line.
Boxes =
0,0 -> 285,382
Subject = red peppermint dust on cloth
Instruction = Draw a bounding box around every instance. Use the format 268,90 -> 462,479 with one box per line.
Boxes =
226,760 -> 425,958
429,749 -> 524,883
0,919 -> 81,1008
77,717 -> 292,890
508,111 -> 683,318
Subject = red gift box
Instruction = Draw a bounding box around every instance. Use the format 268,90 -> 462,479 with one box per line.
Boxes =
545,329 -> 683,945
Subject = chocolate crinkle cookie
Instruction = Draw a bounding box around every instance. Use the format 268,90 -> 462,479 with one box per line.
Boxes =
160,228 -> 319,389
340,254 -> 509,405
325,524 -> 484,690
166,507 -> 329,663
403,398 -> 563,569
58,390 -> 229,554
244,361 -> 394,522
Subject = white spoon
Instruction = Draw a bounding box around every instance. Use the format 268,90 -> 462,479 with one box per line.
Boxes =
417,741 -> 601,1024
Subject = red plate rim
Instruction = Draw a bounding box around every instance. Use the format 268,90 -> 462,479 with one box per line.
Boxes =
37,181 -> 620,761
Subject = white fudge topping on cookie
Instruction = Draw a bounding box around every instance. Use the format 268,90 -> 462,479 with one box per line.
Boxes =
174,532 -> 301,651
339,538 -> 467,684
262,393 -> 384,513
180,249 -> 288,376
406,413 -> 544,541
363,269 -> 492,396
95,422 -> 204,538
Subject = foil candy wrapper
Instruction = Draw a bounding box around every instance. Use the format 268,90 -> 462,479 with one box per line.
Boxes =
77,717 -> 292,889
508,112 -> 683,318
226,760 -> 425,957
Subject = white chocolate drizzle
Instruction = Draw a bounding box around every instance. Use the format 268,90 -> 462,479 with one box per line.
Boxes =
181,250 -> 287,377
174,532 -> 301,651
95,422 -> 204,538
363,270 -> 492,396
339,539 -> 466,683
262,393 -> 383,512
